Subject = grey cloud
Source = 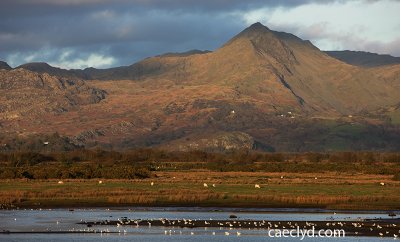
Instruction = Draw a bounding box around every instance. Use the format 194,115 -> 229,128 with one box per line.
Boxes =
268,21 -> 400,57
0,5 -> 244,68
0,0 -> 397,68
1,1 -> 365,20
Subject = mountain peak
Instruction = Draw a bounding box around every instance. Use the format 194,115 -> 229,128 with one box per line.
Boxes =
223,22 -> 275,46
248,22 -> 269,30
239,22 -> 271,37
221,22 -> 297,66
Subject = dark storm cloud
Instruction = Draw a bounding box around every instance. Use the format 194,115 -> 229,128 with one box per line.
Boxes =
0,5 -> 244,67
0,0 -> 343,15
0,0 -> 264,67
0,0 -> 394,68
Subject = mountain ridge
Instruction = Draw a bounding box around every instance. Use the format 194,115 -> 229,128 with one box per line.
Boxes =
325,50 -> 400,67
2,22 -> 400,152
3,23 -> 400,116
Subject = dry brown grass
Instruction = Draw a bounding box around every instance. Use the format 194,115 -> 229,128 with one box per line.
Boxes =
1,171 -> 399,209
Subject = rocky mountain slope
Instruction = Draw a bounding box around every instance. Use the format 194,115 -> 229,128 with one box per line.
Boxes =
0,68 -> 106,118
2,23 -> 400,152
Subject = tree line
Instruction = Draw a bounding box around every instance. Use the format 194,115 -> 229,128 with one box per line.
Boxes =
0,149 -> 400,179
1,149 -> 400,164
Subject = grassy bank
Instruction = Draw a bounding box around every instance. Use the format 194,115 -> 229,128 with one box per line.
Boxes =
1,171 -> 399,210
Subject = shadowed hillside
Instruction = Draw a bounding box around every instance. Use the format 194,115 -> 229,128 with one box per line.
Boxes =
0,61 -> 11,70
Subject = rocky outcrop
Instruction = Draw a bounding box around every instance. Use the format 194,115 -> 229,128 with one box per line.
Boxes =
164,131 -> 263,152
0,133 -> 82,152
0,68 -> 106,117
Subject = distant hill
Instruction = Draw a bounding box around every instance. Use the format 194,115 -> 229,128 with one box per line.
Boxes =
158,49 -> 211,57
325,50 -> 400,67
0,61 -> 11,70
17,62 -> 89,79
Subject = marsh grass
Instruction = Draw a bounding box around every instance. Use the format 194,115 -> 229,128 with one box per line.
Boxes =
1,172 -> 399,210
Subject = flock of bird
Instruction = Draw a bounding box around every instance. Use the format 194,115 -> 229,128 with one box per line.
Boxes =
51,177 -> 398,239
55,176 -> 391,191
3,209 -> 399,238
76,216 -> 400,238
7,177 -> 398,238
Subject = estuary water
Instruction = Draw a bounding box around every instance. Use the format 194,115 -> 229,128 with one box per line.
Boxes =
0,207 -> 397,241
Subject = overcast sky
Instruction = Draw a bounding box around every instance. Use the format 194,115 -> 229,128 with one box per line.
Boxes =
1,0 -> 399,69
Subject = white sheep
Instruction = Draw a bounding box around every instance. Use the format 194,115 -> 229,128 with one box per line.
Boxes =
98,180 -> 103,184
380,182 -> 385,186
150,182 -> 154,186
58,181 -> 64,184
203,183 -> 208,188
255,184 -> 260,189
